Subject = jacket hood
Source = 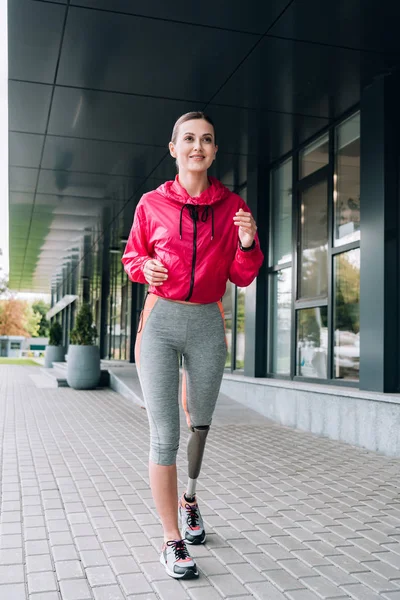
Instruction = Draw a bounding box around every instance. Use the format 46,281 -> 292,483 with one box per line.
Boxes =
156,175 -> 231,206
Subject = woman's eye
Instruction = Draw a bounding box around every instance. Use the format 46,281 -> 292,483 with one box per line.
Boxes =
184,136 -> 193,142
203,137 -> 212,143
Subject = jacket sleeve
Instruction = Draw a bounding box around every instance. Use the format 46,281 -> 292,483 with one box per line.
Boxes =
121,203 -> 152,284
228,233 -> 264,287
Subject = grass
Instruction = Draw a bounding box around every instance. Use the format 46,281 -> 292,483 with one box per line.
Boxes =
0,358 -> 41,366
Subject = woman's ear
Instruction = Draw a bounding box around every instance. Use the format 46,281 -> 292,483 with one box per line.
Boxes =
169,142 -> 176,158
214,145 -> 219,159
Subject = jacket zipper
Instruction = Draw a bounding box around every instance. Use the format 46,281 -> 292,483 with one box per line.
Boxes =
185,207 -> 198,301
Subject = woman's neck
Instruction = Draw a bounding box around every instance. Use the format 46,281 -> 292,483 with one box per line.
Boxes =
178,171 -> 210,198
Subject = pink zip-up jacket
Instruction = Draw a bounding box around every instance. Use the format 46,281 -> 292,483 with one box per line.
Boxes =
122,176 -> 264,303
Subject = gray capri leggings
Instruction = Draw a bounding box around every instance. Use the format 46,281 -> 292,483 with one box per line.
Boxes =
135,294 -> 227,466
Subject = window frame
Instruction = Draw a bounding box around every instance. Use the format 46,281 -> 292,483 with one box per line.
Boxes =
268,110 -> 360,387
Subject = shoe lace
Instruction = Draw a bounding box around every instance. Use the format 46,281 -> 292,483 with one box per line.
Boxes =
167,539 -> 189,560
184,503 -> 200,528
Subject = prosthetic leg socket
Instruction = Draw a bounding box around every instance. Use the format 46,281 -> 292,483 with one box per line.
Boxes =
186,426 -> 209,499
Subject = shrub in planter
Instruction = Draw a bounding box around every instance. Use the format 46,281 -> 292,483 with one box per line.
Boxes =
67,303 -> 100,390
44,321 -> 65,368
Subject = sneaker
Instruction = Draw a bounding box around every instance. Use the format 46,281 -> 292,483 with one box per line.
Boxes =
179,495 -> 206,545
160,539 -> 198,579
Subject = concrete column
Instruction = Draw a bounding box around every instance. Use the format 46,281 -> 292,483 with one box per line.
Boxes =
359,73 -> 400,392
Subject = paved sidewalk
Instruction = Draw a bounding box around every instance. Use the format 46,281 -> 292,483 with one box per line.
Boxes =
1,366 -> 400,600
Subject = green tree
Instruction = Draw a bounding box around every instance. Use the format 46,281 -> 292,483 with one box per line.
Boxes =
31,299 -> 50,337
25,304 -> 41,337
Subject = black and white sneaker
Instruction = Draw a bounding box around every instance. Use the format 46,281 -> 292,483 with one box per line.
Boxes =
160,539 -> 199,579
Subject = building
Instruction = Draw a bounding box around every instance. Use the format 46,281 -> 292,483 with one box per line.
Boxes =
8,1 -> 400,455
0,336 -> 48,358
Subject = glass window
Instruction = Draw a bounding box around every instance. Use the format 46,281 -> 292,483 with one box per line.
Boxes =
235,287 -> 246,370
300,134 -> 329,179
10,342 -> 21,350
222,283 -> 233,369
334,249 -> 360,380
296,306 -> 328,378
270,268 -> 292,374
271,160 -> 292,266
299,180 -> 328,299
334,113 -> 360,246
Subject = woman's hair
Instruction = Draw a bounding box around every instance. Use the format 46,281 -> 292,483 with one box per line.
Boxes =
171,111 -> 216,145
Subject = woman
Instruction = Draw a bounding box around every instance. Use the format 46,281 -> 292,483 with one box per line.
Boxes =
122,112 -> 264,579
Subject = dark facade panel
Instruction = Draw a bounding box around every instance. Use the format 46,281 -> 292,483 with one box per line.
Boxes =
57,7 -> 258,101
41,136 -> 167,177
47,86 -> 198,145
212,36 -> 399,118
9,81 -> 52,134
269,0 -> 400,53
71,0 -> 288,34
9,132 -> 45,169
9,0 -> 66,83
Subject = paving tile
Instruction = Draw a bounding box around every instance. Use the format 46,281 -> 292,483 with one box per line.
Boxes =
153,580 -> 190,599
26,555 -> 53,574
118,573 -> 153,595
0,564 -> 25,583
25,540 -> 50,556
0,583 -> 27,599
27,571 -> 58,594
55,560 -> 84,580
92,585 -> 125,600
59,579 -> 92,600
341,583 -> 384,600
300,575 -> 348,598
208,573 -> 248,596
245,580 -> 287,599
0,548 -> 24,565
109,556 -> 140,575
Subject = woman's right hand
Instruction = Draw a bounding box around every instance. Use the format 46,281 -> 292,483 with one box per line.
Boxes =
143,259 -> 168,286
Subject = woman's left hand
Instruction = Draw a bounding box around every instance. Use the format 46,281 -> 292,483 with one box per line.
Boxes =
233,208 -> 257,248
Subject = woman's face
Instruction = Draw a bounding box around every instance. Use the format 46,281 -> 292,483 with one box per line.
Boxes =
169,119 -> 218,175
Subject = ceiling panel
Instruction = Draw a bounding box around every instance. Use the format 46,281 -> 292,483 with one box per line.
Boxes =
48,86 -> 198,145
72,0 -> 288,34
213,36 -> 399,118
58,8 -> 256,101
42,136 -> 167,177
9,81 -> 52,133
269,0 -> 400,54
33,194 -> 107,217
9,0 -> 66,83
9,167 -> 38,193
37,169 -> 139,199
9,132 -> 44,168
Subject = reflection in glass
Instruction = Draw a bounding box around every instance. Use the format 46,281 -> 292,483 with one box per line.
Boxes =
300,133 -> 329,179
297,306 -> 328,378
222,283 -> 233,369
270,268 -> 292,374
334,113 -> 360,246
235,287 -> 246,370
299,180 -> 328,299
271,160 -> 292,265
334,249 -> 360,380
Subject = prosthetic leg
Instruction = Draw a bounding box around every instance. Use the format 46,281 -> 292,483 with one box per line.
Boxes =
185,426 -> 209,501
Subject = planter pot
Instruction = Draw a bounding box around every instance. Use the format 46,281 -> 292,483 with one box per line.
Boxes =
66,345 -> 100,390
44,345 -> 65,368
